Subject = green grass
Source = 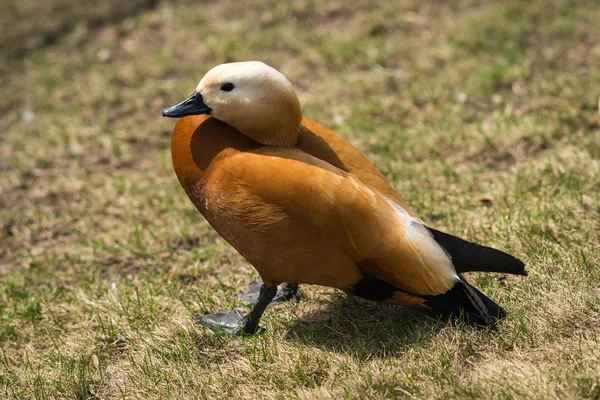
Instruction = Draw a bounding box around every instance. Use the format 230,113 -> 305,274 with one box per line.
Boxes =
1,0 -> 599,398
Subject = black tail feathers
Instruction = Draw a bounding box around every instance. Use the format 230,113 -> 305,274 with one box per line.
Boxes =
428,227 -> 527,277
423,276 -> 506,327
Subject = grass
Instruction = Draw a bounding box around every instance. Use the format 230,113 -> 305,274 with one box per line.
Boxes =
1,0 -> 599,398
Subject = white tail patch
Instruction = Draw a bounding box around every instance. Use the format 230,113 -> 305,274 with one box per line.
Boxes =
389,199 -> 459,282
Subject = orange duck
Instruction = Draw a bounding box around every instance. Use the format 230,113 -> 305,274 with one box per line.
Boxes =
162,61 -> 526,334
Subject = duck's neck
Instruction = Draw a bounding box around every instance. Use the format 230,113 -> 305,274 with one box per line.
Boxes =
228,89 -> 303,148
236,120 -> 301,148
171,115 -> 260,188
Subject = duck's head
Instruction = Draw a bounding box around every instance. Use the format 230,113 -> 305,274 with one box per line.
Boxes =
163,61 -> 302,147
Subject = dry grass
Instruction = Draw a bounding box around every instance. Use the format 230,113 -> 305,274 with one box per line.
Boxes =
1,0 -> 599,398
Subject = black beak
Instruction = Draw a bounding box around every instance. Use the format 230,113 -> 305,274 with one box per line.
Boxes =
162,91 -> 212,118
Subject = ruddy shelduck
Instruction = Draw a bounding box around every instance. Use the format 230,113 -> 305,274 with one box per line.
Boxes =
163,61 -> 526,334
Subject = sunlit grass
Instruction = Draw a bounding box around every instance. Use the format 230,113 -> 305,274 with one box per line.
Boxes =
1,0 -> 599,398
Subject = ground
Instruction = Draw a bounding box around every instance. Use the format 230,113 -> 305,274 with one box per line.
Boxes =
1,0 -> 599,398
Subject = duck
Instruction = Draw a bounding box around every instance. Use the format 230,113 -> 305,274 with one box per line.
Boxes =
162,61 -> 526,334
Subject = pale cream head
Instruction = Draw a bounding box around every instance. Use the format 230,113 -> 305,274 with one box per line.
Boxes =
196,61 -> 303,147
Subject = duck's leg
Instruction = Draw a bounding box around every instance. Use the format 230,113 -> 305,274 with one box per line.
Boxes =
193,284 -> 277,335
237,280 -> 299,306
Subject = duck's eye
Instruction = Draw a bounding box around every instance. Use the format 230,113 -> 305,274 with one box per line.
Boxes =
220,83 -> 234,92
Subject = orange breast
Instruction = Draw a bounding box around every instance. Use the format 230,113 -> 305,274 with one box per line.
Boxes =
169,115 -> 424,290
171,115 -> 415,216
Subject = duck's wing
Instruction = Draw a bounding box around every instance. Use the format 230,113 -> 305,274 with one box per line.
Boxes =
211,147 -> 459,296
299,118 -> 417,216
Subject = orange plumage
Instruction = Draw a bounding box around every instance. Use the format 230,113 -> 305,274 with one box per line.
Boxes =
163,61 -> 526,333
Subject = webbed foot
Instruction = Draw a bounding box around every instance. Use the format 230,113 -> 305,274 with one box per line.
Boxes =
194,284 -> 278,335
192,309 -> 263,335
237,280 -> 299,306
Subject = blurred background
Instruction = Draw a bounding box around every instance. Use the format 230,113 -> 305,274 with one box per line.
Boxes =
1,0 -> 599,399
